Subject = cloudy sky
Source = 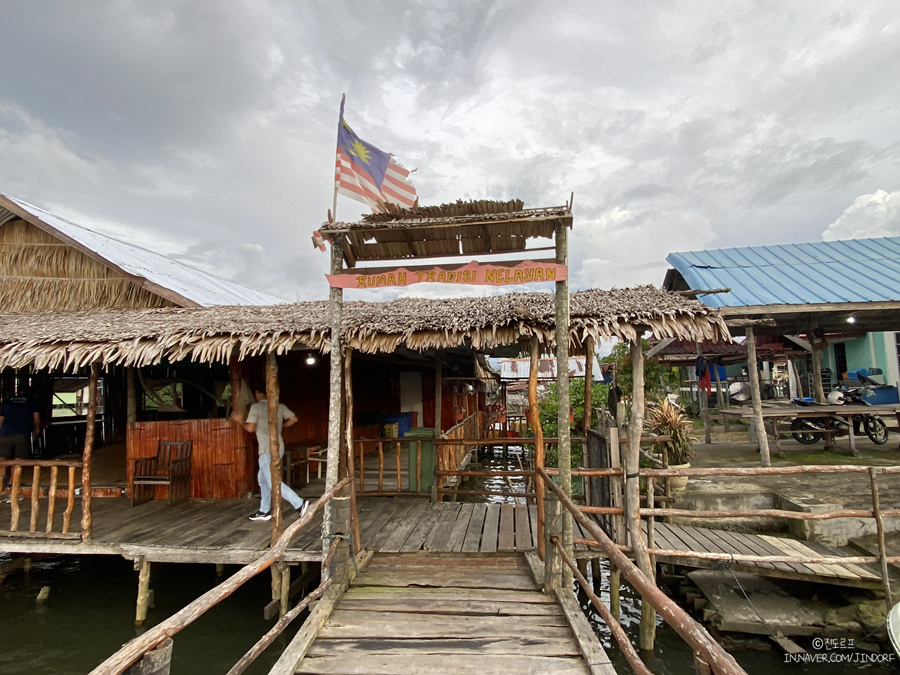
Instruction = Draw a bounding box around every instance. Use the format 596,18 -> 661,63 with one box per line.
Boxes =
1,1 -> 899,302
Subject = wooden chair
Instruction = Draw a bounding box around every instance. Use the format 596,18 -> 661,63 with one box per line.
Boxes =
305,445 -> 327,484
131,441 -> 193,507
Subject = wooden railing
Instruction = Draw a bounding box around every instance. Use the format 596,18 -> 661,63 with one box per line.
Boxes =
353,437 -> 429,496
1,459 -> 81,539
89,478 -> 350,675
574,463 -> 900,609
434,437 -> 583,501
538,467 -> 747,675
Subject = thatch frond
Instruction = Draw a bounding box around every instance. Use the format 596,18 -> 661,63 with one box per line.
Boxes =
0,286 -> 730,371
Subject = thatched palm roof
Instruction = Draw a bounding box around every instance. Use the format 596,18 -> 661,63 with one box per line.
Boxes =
319,200 -> 572,265
0,286 -> 730,371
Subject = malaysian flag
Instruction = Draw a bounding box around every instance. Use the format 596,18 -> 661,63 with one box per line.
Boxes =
334,98 -> 417,212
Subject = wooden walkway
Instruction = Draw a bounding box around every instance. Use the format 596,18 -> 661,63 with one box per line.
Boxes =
0,497 -> 579,563
648,521 -> 881,589
275,553 -> 615,675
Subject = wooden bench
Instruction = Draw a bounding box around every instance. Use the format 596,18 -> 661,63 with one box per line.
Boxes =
131,441 -> 193,506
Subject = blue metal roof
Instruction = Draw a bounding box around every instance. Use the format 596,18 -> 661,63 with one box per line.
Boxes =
666,237 -> 900,308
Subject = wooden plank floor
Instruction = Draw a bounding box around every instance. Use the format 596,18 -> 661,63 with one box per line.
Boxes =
295,553 -> 614,675
648,521 -> 881,589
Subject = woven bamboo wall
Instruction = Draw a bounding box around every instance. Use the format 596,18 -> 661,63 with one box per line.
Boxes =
126,418 -> 250,499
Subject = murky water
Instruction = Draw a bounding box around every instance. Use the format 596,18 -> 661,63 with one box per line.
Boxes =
0,554 -> 301,674
1,448 -> 895,674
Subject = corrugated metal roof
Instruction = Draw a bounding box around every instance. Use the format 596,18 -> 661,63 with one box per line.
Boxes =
2,195 -> 286,307
500,356 -> 601,380
666,237 -> 900,308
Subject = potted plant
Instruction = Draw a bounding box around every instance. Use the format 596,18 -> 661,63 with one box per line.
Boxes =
647,396 -> 696,491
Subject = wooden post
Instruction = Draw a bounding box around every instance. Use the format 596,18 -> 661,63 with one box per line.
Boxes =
554,220 -> 573,588
230,345 -> 242,414
809,329 -> 826,404
434,356 -> 442,436
344,349 -> 360,553
713,362 -> 728,434
279,563 -> 290,618
126,367 -> 137,425
265,352 -> 283,545
544,493 -> 563,592
135,557 -> 151,626
626,339 -> 654,651
869,467 -> 893,614
81,362 -> 99,540
746,328 -> 771,467
324,235 -> 349,584
641,476 -> 657,650
583,335 -> 594,435
697,343 -> 711,444
529,339 -> 546,560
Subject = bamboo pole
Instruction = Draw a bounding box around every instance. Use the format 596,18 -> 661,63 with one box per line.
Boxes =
869,467 -> 893,614
746,327 -> 771,467
529,339 -> 546,560
640,475 -> 657,650
539,468 -> 746,675
81,362 -> 99,540
555,220 -> 573,586
126,367 -> 137,425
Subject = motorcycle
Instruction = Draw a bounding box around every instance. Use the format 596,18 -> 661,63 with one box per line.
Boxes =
790,387 -> 889,445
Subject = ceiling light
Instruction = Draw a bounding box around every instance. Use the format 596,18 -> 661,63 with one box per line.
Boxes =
847,315 -> 856,324
306,354 -> 316,365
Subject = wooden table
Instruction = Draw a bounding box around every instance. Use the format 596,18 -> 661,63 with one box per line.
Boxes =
720,404 -> 900,453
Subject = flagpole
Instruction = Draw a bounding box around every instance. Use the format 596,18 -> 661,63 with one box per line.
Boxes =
331,93 -> 345,223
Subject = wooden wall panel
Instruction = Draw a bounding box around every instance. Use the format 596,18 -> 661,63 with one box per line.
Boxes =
126,418 -> 250,499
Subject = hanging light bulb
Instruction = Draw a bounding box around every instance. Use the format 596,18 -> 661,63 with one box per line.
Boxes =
305,353 -> 316,365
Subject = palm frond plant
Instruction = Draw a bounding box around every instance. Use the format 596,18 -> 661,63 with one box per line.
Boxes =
647,396 -> 696,466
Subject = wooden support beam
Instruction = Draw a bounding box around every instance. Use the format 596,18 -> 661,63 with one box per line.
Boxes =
135,557 -> 151,626
325,235 -> 349,585
554,221 -> 573,587
529,339 -> 545,561
81,362 -> 99,540
746,327 -> 771,466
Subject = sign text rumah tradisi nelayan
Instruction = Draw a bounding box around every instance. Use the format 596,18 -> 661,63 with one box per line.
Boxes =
326,260 -> 568,289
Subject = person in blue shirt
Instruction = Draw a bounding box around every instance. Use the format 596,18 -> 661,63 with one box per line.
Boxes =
0,386 -> 41,491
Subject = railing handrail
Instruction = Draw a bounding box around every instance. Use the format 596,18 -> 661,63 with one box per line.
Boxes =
571,464 -> 900,477
537,466 -> 747,675
0,458 -> 82,468
89,477 -> 351,675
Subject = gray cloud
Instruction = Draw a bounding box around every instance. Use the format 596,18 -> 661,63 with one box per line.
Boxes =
1,0 -> 899,302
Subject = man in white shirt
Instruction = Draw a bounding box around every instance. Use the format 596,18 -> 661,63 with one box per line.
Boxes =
232,387 -> 307,521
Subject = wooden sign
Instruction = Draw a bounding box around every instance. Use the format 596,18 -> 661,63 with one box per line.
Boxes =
327,260 -> 568,289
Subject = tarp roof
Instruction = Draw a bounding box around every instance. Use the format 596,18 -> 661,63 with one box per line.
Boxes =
1,195 -> 286,308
